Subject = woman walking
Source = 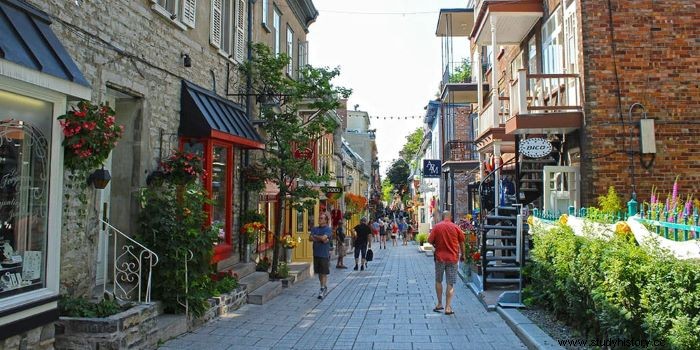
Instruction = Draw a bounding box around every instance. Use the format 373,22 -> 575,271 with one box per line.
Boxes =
390,220 -> 399,247
335,219 -> 348,269
379,218 -> 388,249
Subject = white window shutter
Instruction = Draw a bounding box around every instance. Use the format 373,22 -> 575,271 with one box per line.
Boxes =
182,0 -> 196,27
303,41 -> 309,67
234,0 -> 246,62
210,0 -> 222,48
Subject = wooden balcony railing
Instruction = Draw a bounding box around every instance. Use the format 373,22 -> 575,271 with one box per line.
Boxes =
444,141 -> 478,162
509,69 -> 582,119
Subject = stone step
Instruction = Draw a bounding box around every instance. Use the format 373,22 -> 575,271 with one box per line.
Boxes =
288,262 -> 312,284
239,271 -> 270,293
485,277 -> 521,284
229,262 -> 256,279
483,224 -> 517,231
247,281 -> 283,305
153,313 -> 188,345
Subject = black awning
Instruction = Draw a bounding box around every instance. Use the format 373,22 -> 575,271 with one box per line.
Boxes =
180,80 -> 264,149
0,0 -> 89,87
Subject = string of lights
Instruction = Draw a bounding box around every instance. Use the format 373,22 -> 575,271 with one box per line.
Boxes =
367,115 -> 426,120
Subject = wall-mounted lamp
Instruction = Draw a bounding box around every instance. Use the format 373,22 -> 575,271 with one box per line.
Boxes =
87,168 -> 112,189
181,53 -> 191,68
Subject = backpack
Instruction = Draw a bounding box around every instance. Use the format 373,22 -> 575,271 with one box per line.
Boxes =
366,248 -> 374,261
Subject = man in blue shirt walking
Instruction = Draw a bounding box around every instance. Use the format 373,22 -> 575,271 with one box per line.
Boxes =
309,213 -> 332,299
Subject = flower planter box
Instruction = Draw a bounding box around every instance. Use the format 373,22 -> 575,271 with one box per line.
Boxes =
54,302 -> 160,350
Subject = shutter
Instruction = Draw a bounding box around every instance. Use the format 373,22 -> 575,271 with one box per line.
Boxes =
210,0 -> 222,48
182,0 -> 196,27
234,0 -> 246,62
302,41 -> 309,67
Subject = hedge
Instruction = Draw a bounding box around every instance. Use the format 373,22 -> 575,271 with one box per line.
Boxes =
524,222 -> 700,349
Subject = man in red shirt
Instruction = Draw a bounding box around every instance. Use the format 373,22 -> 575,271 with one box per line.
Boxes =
428,211 -> 465,315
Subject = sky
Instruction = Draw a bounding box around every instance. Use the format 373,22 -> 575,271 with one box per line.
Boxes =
307,0 -> 469,176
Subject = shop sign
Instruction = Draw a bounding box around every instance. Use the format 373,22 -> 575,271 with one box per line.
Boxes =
423,159 -> 441,178
519,138 -> 553,158
323,186 -> 343,193
294,147 -> 313,160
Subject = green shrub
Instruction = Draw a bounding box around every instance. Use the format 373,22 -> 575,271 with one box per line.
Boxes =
138,181 -> 218,317
598,186 -> 623,215
213,275 -> 239,296
58,296 -> 125,318
415,233 -> 429,245
526,222 -> 700,349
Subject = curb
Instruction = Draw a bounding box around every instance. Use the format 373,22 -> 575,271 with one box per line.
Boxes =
497,307 -> 564,350
458,269 -> 496,312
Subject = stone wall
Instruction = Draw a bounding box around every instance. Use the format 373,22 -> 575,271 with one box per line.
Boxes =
24,0 -> 249,296
579,0 -> 700,204
0,323 -> 54,350
55,303 -> 159,350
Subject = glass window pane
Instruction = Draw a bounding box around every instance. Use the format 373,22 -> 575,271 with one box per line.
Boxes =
0,90 -> 51,298
211,146 -> 229,243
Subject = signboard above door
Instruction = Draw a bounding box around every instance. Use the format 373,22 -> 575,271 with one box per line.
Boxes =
422,159 -> 442,178
519,138 -> 553,158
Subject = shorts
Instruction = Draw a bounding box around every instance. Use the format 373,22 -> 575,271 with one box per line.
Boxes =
391,234 -> 397,239
337,241 -> 346,257
354,244 -> 367,260
313,257 -> 330,275
435,261 -> 458,285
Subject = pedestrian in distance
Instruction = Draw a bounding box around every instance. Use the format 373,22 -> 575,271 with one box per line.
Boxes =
390,220 -> 399,247
371,219 -> 380,243
353,217 -> 372,271
428,211 -> 465,315
335,219 -> 348,269
309,213 -> 332,299
379,218 -> 388,249
400,217 -> 409,246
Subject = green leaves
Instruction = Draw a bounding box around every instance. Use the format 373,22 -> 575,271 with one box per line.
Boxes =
526,222 -> 700,348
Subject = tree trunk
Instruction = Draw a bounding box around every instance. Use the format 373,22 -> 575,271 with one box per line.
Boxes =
271,179 -> 285,277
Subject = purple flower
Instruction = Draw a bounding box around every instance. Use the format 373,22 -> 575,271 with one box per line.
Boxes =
672,176 -> 679,203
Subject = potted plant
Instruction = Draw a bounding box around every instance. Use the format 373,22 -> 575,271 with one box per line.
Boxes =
255,256 -> 271,272
158,151 -> 204,185
240,221 -> 265,263
280,234 -> 299,263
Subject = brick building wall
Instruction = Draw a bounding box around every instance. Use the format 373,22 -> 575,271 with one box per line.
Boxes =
580,0 -> 700,204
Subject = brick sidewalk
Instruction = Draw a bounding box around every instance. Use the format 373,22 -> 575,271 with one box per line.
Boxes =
161,244 -> 525,349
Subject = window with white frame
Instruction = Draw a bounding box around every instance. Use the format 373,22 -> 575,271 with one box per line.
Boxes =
542,6 -> 564,74
287,27 -> 294,75
220,0 -> 234,54
273,8 -> 281,56
564,0 -> 578,74
261,0 -> 269,27
528,36 -> 537,73
154,0 -> 196,27
298,40 -> 308,69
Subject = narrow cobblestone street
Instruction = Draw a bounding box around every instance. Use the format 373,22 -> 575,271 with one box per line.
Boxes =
161,244 -> 525,349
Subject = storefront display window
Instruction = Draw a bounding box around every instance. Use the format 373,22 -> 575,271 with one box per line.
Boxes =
0,90 -> 51,299
211,146 -> 229,243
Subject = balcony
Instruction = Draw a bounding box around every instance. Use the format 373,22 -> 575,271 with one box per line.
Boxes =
443,141 -> 479,162
505,69 -> 583,135
472,0 -> 543,45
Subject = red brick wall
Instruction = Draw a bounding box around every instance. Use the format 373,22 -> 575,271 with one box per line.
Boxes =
580,0 -> 700,205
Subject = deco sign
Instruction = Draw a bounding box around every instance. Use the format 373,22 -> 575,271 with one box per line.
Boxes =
519,138 -> 553,158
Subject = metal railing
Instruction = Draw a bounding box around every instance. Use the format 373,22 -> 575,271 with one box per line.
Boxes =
509,70 -> 582,119
100,219 -> 159,303
443,141 -> 478,162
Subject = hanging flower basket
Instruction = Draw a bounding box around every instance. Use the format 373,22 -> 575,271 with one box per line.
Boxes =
241,163 -> 266,192
158,151 -> 205,185
58,101 -> 124,174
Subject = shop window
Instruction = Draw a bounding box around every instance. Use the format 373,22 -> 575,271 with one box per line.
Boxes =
211,146 -> 229,243
0,91 -> 51,298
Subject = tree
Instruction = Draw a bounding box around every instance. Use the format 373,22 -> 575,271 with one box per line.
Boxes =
240,43 -> 351,276
398,128 -> 424,165
386,159 -> 410,196
449,59 -> 472,83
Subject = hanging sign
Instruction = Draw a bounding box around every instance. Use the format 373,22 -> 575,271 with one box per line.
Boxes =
294,147 -> 313,160
422,159 -> 441,178
519,138 -> 553,158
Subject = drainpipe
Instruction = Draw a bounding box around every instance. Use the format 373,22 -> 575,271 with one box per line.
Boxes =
240,0 -> 255,258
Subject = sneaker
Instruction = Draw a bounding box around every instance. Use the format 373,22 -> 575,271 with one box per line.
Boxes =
360,265 -> 364,271
353,265 -> 358,271
318,288 -> 324,299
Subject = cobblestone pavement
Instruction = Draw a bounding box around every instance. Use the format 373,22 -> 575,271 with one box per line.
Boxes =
161,243 -> 526,349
